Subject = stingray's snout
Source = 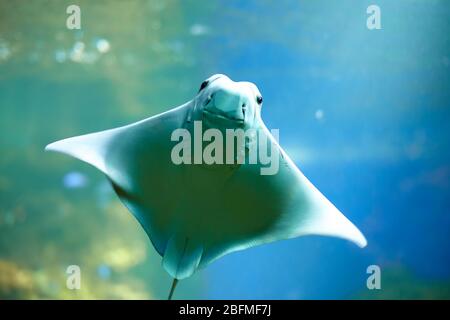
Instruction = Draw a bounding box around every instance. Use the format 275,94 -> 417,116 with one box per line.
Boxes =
206,87 -> 248,122
198,74 -> 262,126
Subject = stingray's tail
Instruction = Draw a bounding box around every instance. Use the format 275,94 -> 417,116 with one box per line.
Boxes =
168,278 -> 179,300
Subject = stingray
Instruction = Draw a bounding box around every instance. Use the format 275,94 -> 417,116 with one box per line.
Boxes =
46,74 -> 366,299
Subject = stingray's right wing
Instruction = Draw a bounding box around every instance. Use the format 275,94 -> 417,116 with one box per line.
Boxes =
261,124 -> 367,248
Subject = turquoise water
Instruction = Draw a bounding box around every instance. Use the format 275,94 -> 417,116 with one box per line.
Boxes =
1,0 -> 450,299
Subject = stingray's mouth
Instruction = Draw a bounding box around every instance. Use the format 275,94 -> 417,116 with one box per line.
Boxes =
202,109 -> 245,125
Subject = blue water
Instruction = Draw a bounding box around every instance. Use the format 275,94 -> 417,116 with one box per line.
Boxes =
203,0 -> 450,299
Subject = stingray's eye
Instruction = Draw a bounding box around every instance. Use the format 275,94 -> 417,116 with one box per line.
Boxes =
198,80 -> 209,92
256,95 -> 263,105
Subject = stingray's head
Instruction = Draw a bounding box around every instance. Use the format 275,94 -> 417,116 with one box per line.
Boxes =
195,74 -> 263,129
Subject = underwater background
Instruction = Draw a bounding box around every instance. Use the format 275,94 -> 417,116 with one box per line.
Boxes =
1,0 -> 449,299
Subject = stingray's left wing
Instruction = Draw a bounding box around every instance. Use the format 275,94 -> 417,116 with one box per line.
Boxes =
45,103 -> 192,259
